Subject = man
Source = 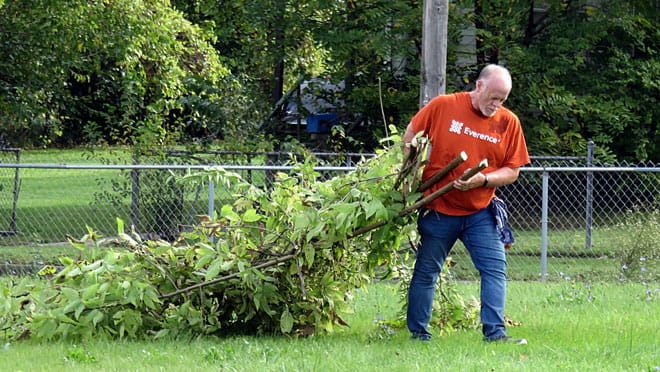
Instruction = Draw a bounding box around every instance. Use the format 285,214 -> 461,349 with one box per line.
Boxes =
403,64 -> 530,343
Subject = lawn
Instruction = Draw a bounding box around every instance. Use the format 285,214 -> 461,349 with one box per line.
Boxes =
1,147 -> 272,245
0,281 -> 658,372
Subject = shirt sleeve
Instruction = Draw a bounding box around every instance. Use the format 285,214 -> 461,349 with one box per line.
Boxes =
502,115 -> 530,168
410,95 -> 444,136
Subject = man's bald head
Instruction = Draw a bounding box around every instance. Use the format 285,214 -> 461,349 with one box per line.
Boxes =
471,64 -> 513,117
478,64 -> 512,91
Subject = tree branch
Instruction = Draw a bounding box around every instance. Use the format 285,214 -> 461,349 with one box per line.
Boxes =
159,254 -> 295,299
350,159 -> 488,237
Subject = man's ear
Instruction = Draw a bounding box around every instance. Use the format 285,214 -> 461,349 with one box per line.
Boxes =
474,79 -> 483,91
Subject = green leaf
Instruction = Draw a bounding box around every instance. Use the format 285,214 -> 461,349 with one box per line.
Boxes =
82,283 -> 99,301
117,218 -> 125,235
205,259 -> 223,280
61,287 -> 79,300
303,243 -> 315,267
82,309 -> 104,326
242,209 -> 261,222
37,319 -> 57,340
306,221 -> 326,242
294,212 -> 311,230
154,329 -> 169,339
280,307 -> 294,334
62,298 -> 83,315
221,205 -> 240,221
365,199 -> 386,220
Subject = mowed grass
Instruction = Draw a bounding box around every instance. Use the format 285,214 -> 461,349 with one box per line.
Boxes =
1,147 -> 131,244
0,281 -> 658,372
0,147 -> 266,245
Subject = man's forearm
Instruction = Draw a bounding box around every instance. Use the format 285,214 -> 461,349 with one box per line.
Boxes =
454,166 -> 520,191
481,167 -> 520,188
402,122 -> 416,154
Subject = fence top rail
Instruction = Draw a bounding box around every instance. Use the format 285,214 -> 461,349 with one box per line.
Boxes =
0,163 -> 659,173
522,166 -> 660,172
0,163 -> 359,172
529,155 -> 586,160
166,150 -> 378,157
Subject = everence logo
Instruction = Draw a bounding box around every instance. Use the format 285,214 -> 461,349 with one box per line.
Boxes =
448,120 -> 501,144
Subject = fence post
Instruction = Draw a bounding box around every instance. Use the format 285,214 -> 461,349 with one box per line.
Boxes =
207,179 -> 215,217
208,179 -> 215,243
541,170 -> 549,282
130,157 -> 140,232
585,141 -> 594,251
10,149 -> 20,233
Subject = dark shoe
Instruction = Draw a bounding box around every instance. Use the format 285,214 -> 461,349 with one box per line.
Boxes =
410,333 -> 431,341
485,336 -> 528,345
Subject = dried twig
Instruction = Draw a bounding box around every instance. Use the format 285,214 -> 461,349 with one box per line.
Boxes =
400,159 -> 488,216
416,151 -> 468,192
393,141 -> 421,190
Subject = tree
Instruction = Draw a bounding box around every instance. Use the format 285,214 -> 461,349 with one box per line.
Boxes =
309,0 -> 426,148
507,0 -> 659,160
0,0 -> 234,148
455,0 -> 658,160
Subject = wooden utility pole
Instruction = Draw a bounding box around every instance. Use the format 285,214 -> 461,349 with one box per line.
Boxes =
420,0 -> 449,108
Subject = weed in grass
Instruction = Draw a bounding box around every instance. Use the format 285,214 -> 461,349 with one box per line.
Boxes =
64,345 -> 97,364
620,257 -> 659,302
619,208 -> 659,280
368,315 -> 396,342
203,346 -> 221,362
545,273 -> 595,305
141,348 -> 168,361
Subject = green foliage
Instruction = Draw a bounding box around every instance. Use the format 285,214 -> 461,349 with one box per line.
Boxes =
386,256 -> 481,335
64,345 -> 98,364
3,0 -> 656,159
172,0 -> 428,151
310,0 -> 424,148
0,139 -> 423,340
0,0 -> 233,148
619,208 -> 659,283
500,0 -> 659,160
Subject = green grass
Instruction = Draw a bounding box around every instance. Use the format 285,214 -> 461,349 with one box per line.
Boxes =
449,249 -> 622,281
0,167 -> 130,244
0,147 -> 268,245
17,147 -> 131,164
0,281 -> 658,371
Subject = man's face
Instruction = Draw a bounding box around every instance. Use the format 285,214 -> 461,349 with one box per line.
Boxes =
475,78 -> 510,117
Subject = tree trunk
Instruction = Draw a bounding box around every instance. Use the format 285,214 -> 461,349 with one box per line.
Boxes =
474,0 -> 486,66
270,6 -> 286,106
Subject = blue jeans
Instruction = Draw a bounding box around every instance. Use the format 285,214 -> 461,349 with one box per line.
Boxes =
407,207 -> 508,340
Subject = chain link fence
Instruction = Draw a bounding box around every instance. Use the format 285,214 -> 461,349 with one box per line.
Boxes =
1,147 -> 658,281
0,148 -> 20,237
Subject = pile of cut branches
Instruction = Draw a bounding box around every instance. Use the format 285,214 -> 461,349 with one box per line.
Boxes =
1,134 -> 478,341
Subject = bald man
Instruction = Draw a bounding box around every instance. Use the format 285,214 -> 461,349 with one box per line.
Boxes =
403,64 -> 530,343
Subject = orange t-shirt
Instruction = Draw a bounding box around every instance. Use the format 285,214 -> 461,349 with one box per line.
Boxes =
410,92 -> 530,215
